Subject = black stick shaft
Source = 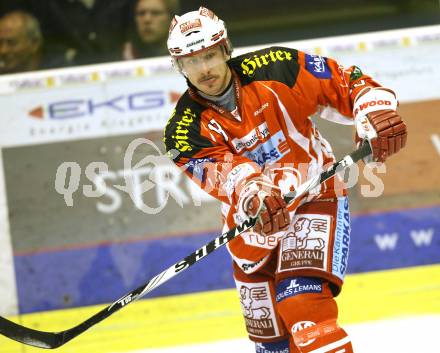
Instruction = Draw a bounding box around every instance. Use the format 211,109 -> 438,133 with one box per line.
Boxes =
0,142 -> 371,349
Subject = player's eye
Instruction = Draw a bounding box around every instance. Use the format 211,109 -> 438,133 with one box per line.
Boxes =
206,52 -> 216,60
183,57 -> 197,66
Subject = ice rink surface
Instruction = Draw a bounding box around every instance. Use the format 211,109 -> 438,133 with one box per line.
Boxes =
139,316 -> 440,353
2,264 -> 439,353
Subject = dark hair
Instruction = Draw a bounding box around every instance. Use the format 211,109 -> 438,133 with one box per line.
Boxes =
135,0 -> 180,15
1,11 -> 42,46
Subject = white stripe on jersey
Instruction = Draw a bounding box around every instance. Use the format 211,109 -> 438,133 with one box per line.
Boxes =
260,82 -> 312,155
308,336 -> 351,353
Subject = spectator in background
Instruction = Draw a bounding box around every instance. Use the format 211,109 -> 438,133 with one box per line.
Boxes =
0,11 -> 42,74
26,0 -> 133,67
123,0 -> 179,59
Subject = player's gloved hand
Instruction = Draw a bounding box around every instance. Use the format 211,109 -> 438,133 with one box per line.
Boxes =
235,176 -> 290,235
353,87 -> 407,163
365,109 -> 407,162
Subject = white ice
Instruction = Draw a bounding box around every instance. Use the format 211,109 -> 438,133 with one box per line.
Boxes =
126,315 -> 440,353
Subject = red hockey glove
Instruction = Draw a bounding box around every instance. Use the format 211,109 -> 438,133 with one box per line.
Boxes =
353,87 -> 407,163
235,176 -> 290,236
365,109 -> 407,163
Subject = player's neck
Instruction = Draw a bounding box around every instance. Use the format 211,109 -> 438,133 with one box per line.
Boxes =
198,74 -> 235,112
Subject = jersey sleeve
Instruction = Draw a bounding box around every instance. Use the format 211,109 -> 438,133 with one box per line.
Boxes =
231,46 -> 387,125
163,99 -> 262,206
296,50 -> 385,124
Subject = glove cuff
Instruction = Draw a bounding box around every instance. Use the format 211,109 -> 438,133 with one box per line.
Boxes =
354,88 -> 398,141
353,87 -> 397,119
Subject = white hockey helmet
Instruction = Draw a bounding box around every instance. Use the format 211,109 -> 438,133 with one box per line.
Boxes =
167,7 -> 232,72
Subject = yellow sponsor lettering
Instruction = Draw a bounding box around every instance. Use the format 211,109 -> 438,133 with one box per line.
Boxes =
253,55 -> 263,68
241,49 -> 293,76
172,108 -> 196,152
260,54 -> 270,65
241,58 -> 257,76
275,50 -> 285,61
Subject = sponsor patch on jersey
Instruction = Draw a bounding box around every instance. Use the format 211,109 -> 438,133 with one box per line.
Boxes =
350,66 -> 363,82
241,49 -> 294,77
235,280 -> 281,339
241,231 -> 283,250
242,130 -> 290,166
232,122 -> 270,153
184,157 -> 215,182
305,54 -> 331,79
275,277 -> 323,303
278,214 -> 332,273
171,108 -> 196,152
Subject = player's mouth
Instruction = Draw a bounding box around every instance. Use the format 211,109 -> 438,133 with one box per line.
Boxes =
199,75 -> 218,85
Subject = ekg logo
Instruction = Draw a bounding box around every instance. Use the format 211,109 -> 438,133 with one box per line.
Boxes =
28,91 -> 181,120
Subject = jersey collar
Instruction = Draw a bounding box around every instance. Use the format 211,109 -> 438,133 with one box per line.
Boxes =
188,69 -> 243,122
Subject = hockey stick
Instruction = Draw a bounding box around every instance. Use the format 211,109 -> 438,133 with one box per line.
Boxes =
0,142 -> 372,349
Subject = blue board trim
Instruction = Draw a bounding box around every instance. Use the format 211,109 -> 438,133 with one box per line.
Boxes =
15,206 -> 440,313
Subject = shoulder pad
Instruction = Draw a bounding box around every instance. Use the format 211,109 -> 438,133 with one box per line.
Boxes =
163,92 -> 213,162
229,46 -> 300,88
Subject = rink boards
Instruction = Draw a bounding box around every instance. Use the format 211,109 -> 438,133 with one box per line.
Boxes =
11,205 -> 440,313
1,263 -> 440,353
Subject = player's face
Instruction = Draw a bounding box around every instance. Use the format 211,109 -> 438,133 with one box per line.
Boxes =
179,45 -> 231,96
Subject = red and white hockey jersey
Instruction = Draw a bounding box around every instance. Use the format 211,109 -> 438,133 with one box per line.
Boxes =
163,46 -> 382,266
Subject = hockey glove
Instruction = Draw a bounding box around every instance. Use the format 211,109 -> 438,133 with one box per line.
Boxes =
353,87 -> 407,163
235,176 -> 290,236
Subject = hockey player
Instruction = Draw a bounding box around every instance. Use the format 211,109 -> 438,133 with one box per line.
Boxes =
163,7 -> 407,353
